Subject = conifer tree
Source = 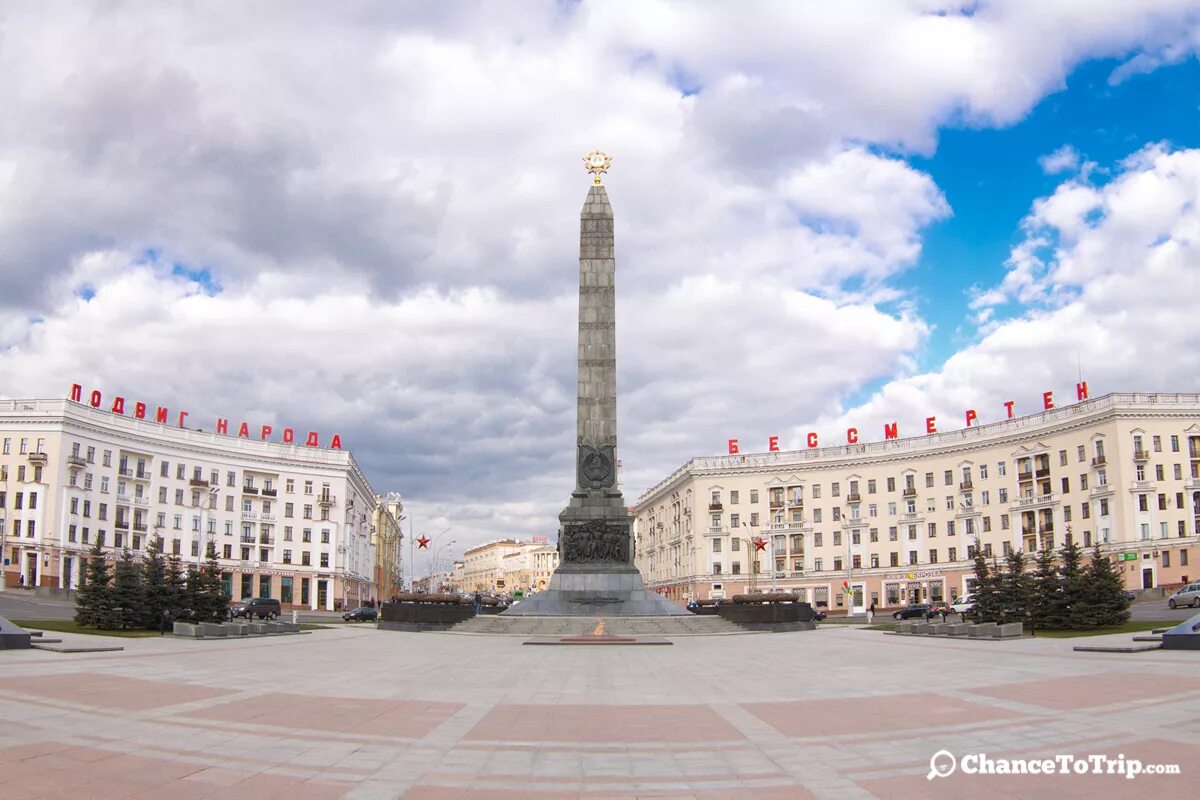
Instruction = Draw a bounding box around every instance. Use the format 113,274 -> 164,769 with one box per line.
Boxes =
197,541 -> 229,622
110,549 -> 147,630
999,549 -> 1033,625
1029,546 -> 1061,629
74,540 -> 115,628
1059,539 -> 1087,628
165,552 -> 187,621
970,550 -> 999,623
141,536 -> 169,629
184,564 -> 204,622
1080,545 -> 1132,628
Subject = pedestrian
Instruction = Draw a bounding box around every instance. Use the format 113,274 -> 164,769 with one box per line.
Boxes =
18,574 -> 24,588
867,601 -> 875,624
940,606 -> 949,622
474,591 -> 482,615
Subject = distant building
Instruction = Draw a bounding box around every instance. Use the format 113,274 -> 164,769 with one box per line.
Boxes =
0,397 -> 385,611
462,538 -> 559,593
633,392 -> 1200,611
372,493 -> 404,601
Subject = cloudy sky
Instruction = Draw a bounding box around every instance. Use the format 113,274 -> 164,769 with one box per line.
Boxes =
3,1 -> 1200,563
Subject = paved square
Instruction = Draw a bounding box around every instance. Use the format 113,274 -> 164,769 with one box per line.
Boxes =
1,625 -> 1198,798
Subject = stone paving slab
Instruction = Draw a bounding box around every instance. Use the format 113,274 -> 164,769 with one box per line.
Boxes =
0,626 -> 1197,797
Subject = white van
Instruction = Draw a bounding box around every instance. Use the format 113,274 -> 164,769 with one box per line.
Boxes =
949,594 -> 976,615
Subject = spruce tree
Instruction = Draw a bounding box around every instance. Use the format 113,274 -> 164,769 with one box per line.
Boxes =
999,549 -> 1032,625
1029,546 -> 1061,630
197,541 -> 228,622
110,549 -> 147,630
1080,545 -> 1132,628
184,564 -> 204,622
74,540 -> 115,628
970,551 -> 999,623
165,552 -> 187,621
1059,539 -> 1087,629
141,536 -> 169,629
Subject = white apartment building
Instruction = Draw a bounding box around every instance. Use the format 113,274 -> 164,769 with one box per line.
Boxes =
0,398 -> 380,611
461,539 -> 559,594
633,392 -> 1200,612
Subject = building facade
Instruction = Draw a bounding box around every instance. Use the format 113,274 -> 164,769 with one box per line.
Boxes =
372,493 -> 404,602
633,392 -> 1200,611
461,539 -> 559,594
0,398 -> 381,611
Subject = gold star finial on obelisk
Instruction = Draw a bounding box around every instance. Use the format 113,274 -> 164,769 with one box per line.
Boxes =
583,149 -> 612,185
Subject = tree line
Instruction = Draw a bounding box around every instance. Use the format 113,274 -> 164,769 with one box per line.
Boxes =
969,540 -> 1131,629
74,536 -> 229,630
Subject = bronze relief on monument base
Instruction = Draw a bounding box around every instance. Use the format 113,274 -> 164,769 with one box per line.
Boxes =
561,518 -> 630,563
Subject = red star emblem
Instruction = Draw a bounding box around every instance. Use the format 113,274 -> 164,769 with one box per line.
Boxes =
416,535 -> 431,549
753,537 -> 768,551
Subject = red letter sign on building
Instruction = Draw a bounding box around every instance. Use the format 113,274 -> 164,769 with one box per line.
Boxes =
965,409 -> 977,427
1043,391 -> 1055,410
728,438 -> 740,455
806,432 -> 818,448
768,436 -> 779,452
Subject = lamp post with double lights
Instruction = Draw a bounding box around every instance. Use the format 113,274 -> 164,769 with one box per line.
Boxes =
193,486 -> 219,571
429,536 -> 456,592
735,521 -> 766,595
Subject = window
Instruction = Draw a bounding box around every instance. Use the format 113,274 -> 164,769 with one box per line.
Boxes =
944,470 -> 953,485
1156,464 -> 1165,481
833,531 -> 842,546
813,509 -> 822,523
1099,498 -> 1109,516
947,521 -> 955,536
1000,514 -> 1009,530
173,514 -> 182,530
730,490 -> 739,504
1171,435 -> 1180,452
887,476 -> 896,492
887,501 -> 896,515
888,527 -> 897,541
831,482 -> 840,497
1163,550 -> 1171,567
929,549 -> 938,563
1175,464 -> 1183,480
302,528 -> 312,543
832,508 -> 841,521
869,554 -> 879,568
868,504 -> 877,517
945,496 -> 954,510
890,552 -> 899,567
813,532 -> 823,547
833,557 -> 842,571
868,479 -> 876,494
302,551 -> 311,566
1061,477 -> 1070,493
303,505 -> 313,519
811,484 -> 821,499
1182,550 -> 1189,566
928,522 -> 936,538
304,480 -> 313,495
1159,493 -> 1167,511
730,513 -> 739,528
1153,435 -> 1162,452
712,538 -> 722,553
750,512 -> 759,526
223,544 -> 232,559
925,472 -> 934,487
1063,505 -> 1072,522
749,490 -> 759,504
999,488 -> 1008,503
1082,503 -> 1090,519
981,490 -> 989,505
1058,449 -> 1068,466
997,462 -> 1006,477
909,550 -> 918,565
1080,473 -> 1088,490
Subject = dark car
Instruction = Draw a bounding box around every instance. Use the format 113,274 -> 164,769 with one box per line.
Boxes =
229,597 -> 282,620
343,606 -> 378,622
892,603 -> 935,620
811,608 -> 827,621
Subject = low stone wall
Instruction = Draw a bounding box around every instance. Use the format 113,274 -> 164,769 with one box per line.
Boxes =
718,601 -> 817,631
173,620 -> 300,638
379,601 -> 474,630
892,620 -> 1022,640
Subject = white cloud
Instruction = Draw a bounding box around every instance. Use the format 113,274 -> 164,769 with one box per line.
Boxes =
3,2 -> 1200,554
1039,145 -> 1081,174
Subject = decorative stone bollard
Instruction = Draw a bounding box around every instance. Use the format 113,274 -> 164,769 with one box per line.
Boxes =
172,622 -> 202,638
197,622 -> 226,637
969,622 -> 997,638
220,623 -> 249,636
995,622 -> 1024,638
927,623 -> 948,635
945,623 -> 971,636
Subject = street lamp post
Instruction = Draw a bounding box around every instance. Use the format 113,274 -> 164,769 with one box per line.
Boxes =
737,521 -> 762,595
194,486 -> 219,571
429,536 -> 455,590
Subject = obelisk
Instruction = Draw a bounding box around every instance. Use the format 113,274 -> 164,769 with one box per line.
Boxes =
505,152 -> 685,616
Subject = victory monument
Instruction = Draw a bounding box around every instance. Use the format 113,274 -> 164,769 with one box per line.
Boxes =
506,152 -> 686,617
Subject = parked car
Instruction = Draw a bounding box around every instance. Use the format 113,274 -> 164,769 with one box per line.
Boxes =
926,601 -> 951,618
1168,582 -> 1200,609
1123,590 -> 1137,601
343,606 -> 378,622
949,595 -> 976,615
229,597 -> 282,620
811,608 -> 827,621
892,603 -> 935,620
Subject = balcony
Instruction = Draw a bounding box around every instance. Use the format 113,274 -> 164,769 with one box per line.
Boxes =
258,536 -> 275,546
1185,479 -> 1200,492
959,480 -> 973,491
67,454 -> 87,468
1017,470 -> 1033,482
900,512 -> 922,522
1010,493 -> 1057,510
708,503 -> 723,511
133,523 -> 148,533
846,493 -> 861,504
1129,480 -> 1156,492
134,471 -> 151,481
115,519 -> 130,530
902,487 -> 917,498
242,486 -> 260,495
118,467 -> 133,477
27,451 -> 47,464
189,478 -> 210,488
1091,455 -> 1107,467
769,498 -> 784,508
706,526 -> 726,535
1021,527 -> 1035,538
1035,467 -> 1050,479
1091,483 -> 1114,497
317,493 -> 336,507
241,511 -> 259,521
787,498 -> 804,508
240,534 -> 255,544
261,488 -> 278,498
260,513 -> 277,523
131,497 -> 149,507
1133,449 -> 1150,461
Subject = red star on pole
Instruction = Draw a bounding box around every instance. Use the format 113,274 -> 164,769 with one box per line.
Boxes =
753,537 -> 768,551
416,535 -> 431,549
